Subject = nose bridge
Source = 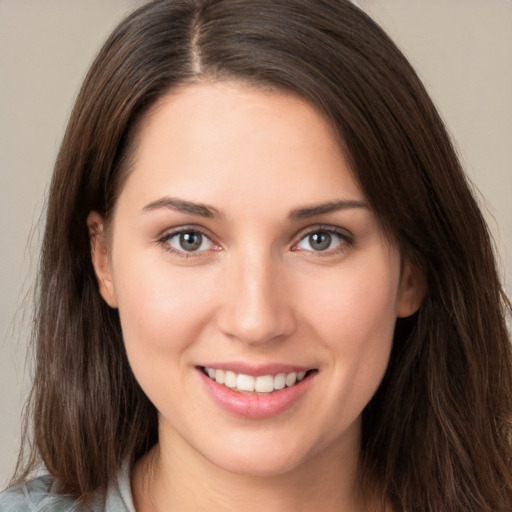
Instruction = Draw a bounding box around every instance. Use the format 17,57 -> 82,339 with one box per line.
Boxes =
218,245 -> 295,344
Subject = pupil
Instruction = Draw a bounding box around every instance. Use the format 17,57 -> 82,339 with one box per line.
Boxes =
180,232 -> 202,251
310,232 -> 331,251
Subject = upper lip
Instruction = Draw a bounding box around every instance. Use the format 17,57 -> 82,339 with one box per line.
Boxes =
197,362 -> 315,377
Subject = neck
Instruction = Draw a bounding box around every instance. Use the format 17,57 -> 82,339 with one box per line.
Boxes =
132,423 -> 376,512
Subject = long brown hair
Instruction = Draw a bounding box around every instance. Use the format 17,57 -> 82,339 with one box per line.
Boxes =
14,1 -> 512,510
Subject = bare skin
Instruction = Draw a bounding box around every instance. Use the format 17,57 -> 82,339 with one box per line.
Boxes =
89,81 -> 423,511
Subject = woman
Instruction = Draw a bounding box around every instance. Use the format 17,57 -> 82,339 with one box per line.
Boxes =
1,0 -> 511,510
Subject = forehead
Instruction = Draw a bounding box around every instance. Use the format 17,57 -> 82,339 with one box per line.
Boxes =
116,81 -> 365,217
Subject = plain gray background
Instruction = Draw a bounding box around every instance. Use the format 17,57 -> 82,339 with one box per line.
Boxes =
1,0 -> 511,486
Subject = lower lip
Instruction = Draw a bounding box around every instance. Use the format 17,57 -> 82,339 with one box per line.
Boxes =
198,369 -> 315,419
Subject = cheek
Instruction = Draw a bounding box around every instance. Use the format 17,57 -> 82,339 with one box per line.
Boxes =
110,252 -> 223,415
302,257 -> 400,386
309,261 -> 398,330
110,247 -> 218,364
312,270 -> 398,436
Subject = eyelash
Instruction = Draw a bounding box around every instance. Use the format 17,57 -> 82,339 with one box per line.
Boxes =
157,225 -> 353,259
158,227 -> 218,259
291,225 -> 353,257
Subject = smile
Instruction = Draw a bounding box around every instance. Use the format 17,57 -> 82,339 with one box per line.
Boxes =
201,367 -> 311,394
199,365 -> 317,419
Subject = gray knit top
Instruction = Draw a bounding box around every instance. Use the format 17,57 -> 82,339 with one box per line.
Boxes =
0,464 -> 136,512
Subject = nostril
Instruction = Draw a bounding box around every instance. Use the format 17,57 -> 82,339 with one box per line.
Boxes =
217,304 -> 297,346
216,267 -> 296,344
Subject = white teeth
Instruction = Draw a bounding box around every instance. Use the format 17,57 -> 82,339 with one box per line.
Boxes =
255,375 -> 275,393
285,372 -> 297,387
205,367 -> 309,394
236,374 -> 255,392
224,370 -> 237,388
215,369 -> 226,384
274,373 -> 286,390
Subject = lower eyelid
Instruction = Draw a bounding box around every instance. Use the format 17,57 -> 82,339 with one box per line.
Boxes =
158,228 -> 221,255
157,226 -> 352,257
293,229 -> 352,251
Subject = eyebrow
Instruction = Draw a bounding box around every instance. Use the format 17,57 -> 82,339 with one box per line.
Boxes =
142,197 -> 221,218
289,200 -> 369,220
141,197 -> 368,221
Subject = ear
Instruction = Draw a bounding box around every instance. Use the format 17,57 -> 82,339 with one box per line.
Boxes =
397,260 -> 426,318
87,211 -> 118,308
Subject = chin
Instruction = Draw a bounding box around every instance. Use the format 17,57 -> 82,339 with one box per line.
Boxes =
200,432 -> 317,478
211,452 -> 305,478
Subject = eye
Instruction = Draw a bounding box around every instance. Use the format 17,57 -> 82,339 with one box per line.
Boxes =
294,228 -> 350,253
161,229 -> 217,255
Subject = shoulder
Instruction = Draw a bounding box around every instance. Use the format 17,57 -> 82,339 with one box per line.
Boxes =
0,465 -> 135,512
0,474 -> 80,511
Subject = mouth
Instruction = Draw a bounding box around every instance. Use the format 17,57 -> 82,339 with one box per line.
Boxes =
200,366 -> 316,395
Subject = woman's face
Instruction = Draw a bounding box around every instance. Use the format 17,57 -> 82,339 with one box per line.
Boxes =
90,82 -> 423,477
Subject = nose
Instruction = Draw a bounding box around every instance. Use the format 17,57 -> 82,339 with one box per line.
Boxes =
217,250 -> 296,345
